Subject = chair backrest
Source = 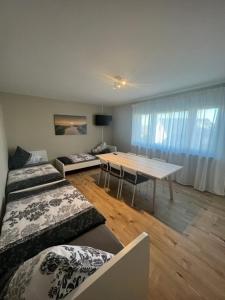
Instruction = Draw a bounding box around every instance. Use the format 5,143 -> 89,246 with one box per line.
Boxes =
122,166 -> 137,176
100,158 -> 109,170
109,162 -> 123,176
122,166 -> 138,184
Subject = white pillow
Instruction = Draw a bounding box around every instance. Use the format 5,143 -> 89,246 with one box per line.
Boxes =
3,245 -> 113,300
25,150 -> 48,165
92,142 -> 108,154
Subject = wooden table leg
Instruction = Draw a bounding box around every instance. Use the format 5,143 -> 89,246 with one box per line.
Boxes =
168,176 -> 173,201
152,178 -> 157,214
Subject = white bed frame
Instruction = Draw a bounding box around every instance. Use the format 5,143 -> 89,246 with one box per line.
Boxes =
65,232 -> 150,300
55,145 -> 117,177
55,158 -> 101,178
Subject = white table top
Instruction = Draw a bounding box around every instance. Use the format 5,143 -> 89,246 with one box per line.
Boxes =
96,152 -> 182,180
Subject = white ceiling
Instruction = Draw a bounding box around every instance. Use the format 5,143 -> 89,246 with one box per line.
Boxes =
0,0 -> 225,106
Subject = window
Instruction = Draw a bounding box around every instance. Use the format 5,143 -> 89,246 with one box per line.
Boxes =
190,108 -> 218,154
131,86 -> 225,195
132,107 -> 219,157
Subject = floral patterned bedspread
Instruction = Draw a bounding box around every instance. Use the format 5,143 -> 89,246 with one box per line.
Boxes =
6,163 -> 63,195
0,180 -> 105,287
57,153 -> 98,165
69,153 -> 96,163
1,245 -> 113,300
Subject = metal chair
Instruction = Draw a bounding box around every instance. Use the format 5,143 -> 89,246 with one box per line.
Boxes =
120,166 -> 149,206
98,158 -> 109,188
108,162 -> 123,198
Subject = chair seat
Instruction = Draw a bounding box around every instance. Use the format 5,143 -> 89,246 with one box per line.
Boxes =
123,172 -> 149,185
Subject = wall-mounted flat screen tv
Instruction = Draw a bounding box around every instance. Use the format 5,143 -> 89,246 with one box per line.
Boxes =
95,114 -> 112,126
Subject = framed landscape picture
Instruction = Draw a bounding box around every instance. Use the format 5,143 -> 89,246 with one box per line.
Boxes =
54,114 -> 87,135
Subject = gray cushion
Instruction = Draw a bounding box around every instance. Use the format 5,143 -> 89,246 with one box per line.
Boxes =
8,146 -> 31,170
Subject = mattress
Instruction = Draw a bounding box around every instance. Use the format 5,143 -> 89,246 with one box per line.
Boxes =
0,180 -> 105,287
6,163 -> 63,195
57,153 -> 98,165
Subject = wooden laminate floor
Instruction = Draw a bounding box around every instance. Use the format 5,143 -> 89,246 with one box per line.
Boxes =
67,168 -> 225,300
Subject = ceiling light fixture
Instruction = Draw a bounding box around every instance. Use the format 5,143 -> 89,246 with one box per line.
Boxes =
113,76 -> 127,89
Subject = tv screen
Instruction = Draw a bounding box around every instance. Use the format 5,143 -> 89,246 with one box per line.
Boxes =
95,114 -> 112,126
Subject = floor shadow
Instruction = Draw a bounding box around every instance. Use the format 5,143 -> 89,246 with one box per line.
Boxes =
91,172 -> 206,234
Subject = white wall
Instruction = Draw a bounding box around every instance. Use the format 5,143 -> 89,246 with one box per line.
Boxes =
0,93 -> 113,160
0,102 -> 8,214
112,104 -> 132,152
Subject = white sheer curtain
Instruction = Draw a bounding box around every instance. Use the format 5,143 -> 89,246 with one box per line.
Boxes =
131,85 -> 225,195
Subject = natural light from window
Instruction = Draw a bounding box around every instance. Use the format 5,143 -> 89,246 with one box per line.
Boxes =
133,107 -> 218,157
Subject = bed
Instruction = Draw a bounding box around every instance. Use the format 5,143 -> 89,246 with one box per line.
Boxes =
0,180 -> 106,289
68,232 -> 150,300
6,162 -> 64,195
55,145 -> 117,177
56,153 -> 100,177
1,149 -> 150,299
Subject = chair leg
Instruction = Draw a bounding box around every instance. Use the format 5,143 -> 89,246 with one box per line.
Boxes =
152,179 -> 157,214
144,181 -> 148,197
104,172 -> 108,189
145,180 -> 149,199
98,169 -> 102,185
117,179 -> 121,198
107,173 -> 111,190
168,176 -> 173,201
119,179 -> 124,198
131,185 -> 137,207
